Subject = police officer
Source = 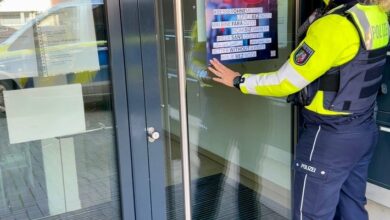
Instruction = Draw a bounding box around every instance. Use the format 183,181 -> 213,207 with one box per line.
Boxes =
208,0 -> 390,219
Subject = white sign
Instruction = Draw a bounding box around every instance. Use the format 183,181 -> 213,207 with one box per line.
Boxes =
4,84 -> 86,144
206,1 -> 279,63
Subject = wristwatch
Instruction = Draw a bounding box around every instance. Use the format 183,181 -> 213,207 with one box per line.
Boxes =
233,75 -> 244,90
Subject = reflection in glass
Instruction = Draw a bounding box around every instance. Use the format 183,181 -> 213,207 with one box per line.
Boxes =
0,0 -> 120,219
159,0 -> 294,219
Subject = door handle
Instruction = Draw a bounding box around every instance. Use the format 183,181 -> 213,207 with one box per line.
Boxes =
147,127 -> 160,142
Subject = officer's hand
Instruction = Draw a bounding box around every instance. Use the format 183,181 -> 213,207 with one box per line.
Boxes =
208,58 -> 240,87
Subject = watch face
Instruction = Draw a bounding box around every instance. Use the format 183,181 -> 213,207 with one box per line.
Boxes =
233,76 -> 240,85
234,76 -> 243,89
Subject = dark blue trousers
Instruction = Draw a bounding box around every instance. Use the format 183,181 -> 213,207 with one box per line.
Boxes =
293,110 -> 378,220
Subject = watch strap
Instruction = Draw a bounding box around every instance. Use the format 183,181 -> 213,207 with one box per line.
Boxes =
233,75 -> 244,90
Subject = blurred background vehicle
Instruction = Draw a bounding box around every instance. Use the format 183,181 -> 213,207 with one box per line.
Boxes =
0,0 -> 110,114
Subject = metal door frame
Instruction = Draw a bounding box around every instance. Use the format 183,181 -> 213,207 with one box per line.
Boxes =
106,0 -> 137,219
115,0 -> 185,218
108,0 -> 168,219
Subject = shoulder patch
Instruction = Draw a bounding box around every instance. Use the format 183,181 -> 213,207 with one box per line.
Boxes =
294,43 -> 315,66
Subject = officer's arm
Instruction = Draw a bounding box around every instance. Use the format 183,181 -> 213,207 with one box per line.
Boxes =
239,15 -> 359,97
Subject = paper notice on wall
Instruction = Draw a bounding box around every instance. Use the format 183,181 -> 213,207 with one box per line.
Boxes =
36,4 -> 100,76
4,84 -> 86,144
0,3 -> 100,80
206,0 -> 278,64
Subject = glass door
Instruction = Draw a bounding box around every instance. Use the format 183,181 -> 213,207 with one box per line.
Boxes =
156,0 -> 297,219
0,0 -> 125,219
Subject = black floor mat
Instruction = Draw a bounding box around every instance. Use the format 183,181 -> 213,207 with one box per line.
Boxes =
166,174 -> 288,220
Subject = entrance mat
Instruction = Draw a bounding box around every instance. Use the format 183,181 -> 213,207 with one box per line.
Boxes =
166,173 -> 287,220
40,200 -> 121,220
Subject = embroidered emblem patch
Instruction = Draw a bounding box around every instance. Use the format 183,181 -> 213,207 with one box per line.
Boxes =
294,43 -> 314,66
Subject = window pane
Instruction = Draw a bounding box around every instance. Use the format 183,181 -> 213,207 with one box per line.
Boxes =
0,1 -> 121,219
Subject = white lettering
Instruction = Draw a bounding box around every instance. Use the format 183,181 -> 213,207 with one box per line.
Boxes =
213,40 -> 243,48
371,23 -> 389,39
216,33 -> 264,42
221,51 -> 257,61
213,7 -> 263,15
250,38 -> 272,45
231,26 -> 269,34
237,14 -> 261,20
300,163 -> 317,173
212,20 -> 257,29
212,45 -> 265,55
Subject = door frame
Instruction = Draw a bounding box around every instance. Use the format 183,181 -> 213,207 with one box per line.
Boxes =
109,0 -> 302,219
108,0 -> 168,219
106,0 -> 137,219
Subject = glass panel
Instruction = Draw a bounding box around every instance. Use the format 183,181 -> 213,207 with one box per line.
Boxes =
157,1 -> 185,219
158,0 -> 295,219
0,0 -> 120,219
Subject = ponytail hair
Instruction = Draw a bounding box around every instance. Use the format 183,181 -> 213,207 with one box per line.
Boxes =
366,0 -> 390,12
